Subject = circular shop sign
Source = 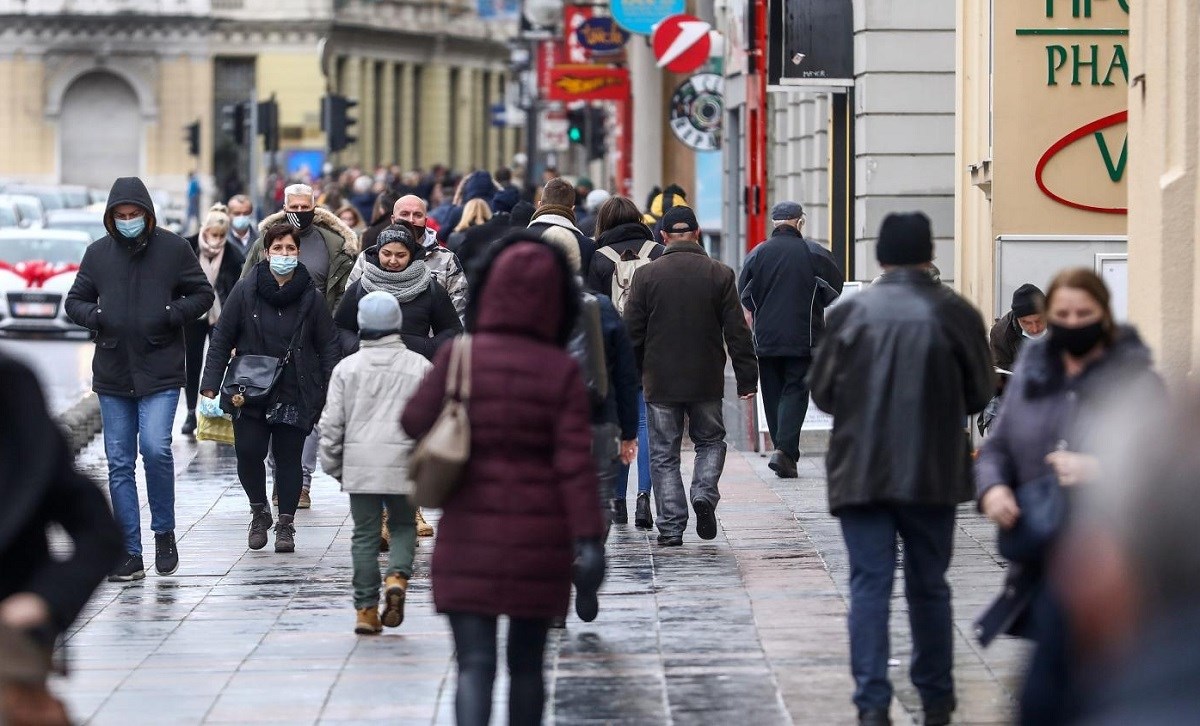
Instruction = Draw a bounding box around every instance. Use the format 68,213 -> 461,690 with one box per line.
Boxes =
669,73 -> 723,151
611,0 -> 685,36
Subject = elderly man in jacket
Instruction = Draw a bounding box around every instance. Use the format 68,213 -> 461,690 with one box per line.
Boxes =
624,206 -> 758,547
739,201 -> 844,479
65,176 -> 215,582
810,212 -> 993,726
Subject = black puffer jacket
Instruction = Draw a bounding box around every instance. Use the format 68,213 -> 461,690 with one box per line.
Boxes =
200,263 -> 340,433
810,268 -> 995,513
65,177 -> 215,397
333,254 -> 462,360
586,221 -> 664,298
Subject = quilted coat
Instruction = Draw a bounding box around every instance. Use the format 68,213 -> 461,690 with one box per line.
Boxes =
401,240 -> 605,619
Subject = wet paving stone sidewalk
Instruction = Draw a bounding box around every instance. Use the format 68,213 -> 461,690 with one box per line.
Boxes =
56,435 -> 1025,725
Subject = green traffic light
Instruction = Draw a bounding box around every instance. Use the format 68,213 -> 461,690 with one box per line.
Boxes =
569,127 -> 582,142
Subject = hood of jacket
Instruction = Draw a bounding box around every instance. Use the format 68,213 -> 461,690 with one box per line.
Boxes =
462,170 -> 497,203
1022,324 -> 1153,399
258,206 -> 360,257
597,221 -> 654,248
528,212 -> 582,235
103,177 -> 158,252
476,241 -> 563,343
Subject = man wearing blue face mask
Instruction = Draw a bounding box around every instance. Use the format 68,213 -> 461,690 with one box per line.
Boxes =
225,194 -> 257,256
65,176 -> 216,583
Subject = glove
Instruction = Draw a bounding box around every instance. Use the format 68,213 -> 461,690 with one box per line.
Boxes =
572,538 -> 606,593
197,395 -> 224,419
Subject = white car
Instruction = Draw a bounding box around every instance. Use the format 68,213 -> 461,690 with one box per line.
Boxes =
0,229 -> 92,336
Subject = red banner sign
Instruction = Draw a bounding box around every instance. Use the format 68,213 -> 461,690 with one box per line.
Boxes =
546,66 -> 631,101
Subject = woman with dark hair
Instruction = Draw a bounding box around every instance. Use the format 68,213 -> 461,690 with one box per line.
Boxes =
401,231 -> 605,726
200,222 -> 340,554
334,222 -> 461,360
976,267 -> 1163,725
585,195 -> 664,528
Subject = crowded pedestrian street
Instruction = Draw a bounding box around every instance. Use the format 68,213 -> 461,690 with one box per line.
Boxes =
53,433 -> 1022,725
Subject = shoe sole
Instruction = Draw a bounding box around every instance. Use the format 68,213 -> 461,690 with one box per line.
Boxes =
156,563 -> 179,576
275,543 -> 295,553
381,586 -> 406,628
768,455 -> 799,479
635,519 -> 653,530
656,538 -> 683,547
297,501 -> 311,510
108,570 -> 146,583
693,500 -> 717,540
354,624 -> 382,635
575,591 -> 599,622
417,527 -> 434,537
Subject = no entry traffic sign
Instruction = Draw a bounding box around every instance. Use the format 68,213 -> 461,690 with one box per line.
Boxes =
652,14 -> 713,74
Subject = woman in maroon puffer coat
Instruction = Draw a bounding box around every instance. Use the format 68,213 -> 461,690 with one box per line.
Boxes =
401,232 -> 606,726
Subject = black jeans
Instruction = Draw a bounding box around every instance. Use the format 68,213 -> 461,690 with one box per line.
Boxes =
838,504 -> 957,713
447,612 -> 550,726
232,415 -> 307,516
758,355 -> 811,462
183,318 -> 212,412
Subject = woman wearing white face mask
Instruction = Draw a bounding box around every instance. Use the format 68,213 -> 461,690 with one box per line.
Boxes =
199,223 -> 340,553
181,204 -> 246,436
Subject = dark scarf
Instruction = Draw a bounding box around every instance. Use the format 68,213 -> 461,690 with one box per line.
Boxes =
254,259 -> 313,309
532,203 -> 577,223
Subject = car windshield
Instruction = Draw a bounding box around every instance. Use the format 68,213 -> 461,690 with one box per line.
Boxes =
0,237 -> 87,265
46,220 -> 106,241
0,207 -> 16,227
12,190 -> 64,211
62,190 -> 90,208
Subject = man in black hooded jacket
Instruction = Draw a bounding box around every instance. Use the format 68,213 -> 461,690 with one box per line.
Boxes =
66,176 -> 215,583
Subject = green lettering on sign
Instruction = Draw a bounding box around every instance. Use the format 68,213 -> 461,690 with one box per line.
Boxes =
1103,43 -> 1129,85
1072,44 -> 1101,86
1047,45 -> 1069,85
1095,132 -> 1128,182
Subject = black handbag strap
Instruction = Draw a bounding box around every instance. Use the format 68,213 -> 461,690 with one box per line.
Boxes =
280,293 -> 315,367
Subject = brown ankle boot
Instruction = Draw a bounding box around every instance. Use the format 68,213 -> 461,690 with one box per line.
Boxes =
415,508 -> 434,537
355,607 -> 382,635
381,574 -> 408,628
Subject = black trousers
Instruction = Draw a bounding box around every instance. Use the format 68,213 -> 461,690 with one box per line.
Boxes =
183,318 -> 212,412
232,415 -> 306,516
758,355 -> 811,462
447,612 -> 550,726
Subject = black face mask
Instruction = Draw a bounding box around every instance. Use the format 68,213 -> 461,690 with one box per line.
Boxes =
1048,321 -> 1106,357
286,210 -> 315,231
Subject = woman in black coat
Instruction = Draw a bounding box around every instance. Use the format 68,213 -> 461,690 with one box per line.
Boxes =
334,223 -> 462,359
182,204 -> 245,436
200,222 -> 339,554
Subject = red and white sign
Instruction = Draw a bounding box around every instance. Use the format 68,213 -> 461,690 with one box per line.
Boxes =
563,5 -> 594,64
652,14 -> 712,74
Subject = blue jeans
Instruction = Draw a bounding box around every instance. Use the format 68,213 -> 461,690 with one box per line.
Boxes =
646,400 -> 726,538
615,391 -> 652,498
838,504 -> 957,713
98,389 -> 180,556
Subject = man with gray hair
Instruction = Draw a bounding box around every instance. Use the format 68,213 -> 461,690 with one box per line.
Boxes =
738,201 -> 844,478
226,194 -> 257,256
240,182 -> 360,508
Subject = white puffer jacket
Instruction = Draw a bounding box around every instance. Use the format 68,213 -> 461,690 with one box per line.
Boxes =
318,334 -> 433,495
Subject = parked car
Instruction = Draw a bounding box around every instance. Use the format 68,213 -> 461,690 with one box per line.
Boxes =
0,194 -> 45,228
44,209 -> 106,242
58,185 -> 92,209
0,229 -> 91,336
2,186 -> 67,212
0,201 -> 20,229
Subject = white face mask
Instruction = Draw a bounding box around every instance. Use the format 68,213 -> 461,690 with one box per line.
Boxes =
1022,328 -> 1048,340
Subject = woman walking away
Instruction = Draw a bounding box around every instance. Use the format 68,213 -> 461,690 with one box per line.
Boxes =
320,291 -> 431,635
976,268 -> 1163,726
200,222 -> 339,553
182,204 -> 245,436
401,231 -> 606,726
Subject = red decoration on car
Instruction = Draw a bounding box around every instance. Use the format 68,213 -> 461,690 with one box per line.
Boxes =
0,260 -> 81,288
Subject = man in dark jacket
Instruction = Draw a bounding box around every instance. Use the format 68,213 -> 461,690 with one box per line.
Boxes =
809,212 -> 993,726
624,206 -> 758,547
528,177 -> 597,276
738,201 -> 844,479
361,189 -> 401,252
989,283 -> 1046,374
65,176 -> 215,582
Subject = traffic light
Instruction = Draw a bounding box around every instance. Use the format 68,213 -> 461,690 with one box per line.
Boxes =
184,120 -> 200,157
257,96 -> 279,153
321,93 -> 358,153
567,107 -> 586,144
566,106 -> 608,161
221,102 -> 248,146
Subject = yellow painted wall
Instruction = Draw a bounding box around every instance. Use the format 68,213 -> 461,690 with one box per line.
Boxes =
257,51 -> 325,145
147,56 -> 214,178
0,55 -> 55,180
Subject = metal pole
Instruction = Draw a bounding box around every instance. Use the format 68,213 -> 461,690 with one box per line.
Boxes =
247,90 -> 259,211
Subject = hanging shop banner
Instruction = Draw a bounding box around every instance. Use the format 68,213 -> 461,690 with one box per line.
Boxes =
669,73 -> 723,151
611,0 -> 685,36
652,14 -> 713,74
547,66 -> 631,102
577,17 -> 631,55
563,5 -> 594,64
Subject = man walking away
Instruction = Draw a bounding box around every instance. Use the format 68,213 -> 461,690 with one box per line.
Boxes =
66,176 -> 215,582
528,178 -> 597,275
623,206 -> 758,547
738,201 -> 844,478
809,212 -> 993,726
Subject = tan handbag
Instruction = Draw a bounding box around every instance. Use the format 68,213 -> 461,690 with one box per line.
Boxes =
409,335 -> 472,508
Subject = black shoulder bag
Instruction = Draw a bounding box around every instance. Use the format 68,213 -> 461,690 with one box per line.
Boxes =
221,294 -> 314,408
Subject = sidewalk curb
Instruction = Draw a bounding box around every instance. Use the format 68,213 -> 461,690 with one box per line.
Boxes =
57,392 -> 101,455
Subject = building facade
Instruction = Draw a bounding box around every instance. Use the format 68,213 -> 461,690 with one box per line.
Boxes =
0,0 -> 518,200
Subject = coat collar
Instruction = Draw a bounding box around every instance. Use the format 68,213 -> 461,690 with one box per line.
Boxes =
360,334 -> 405,350
770,225 -> 804,240
258,207 -> 360,257
662,242 -> 707,257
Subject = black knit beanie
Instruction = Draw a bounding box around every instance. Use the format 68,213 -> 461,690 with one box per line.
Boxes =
1011,284 -> 1046,318
876,212 -> 933,266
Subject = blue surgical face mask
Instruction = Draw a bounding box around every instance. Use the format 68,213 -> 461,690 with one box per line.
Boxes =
269,255 -> 298,275
231,215 -> 252,231
114,216 -> 145,239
